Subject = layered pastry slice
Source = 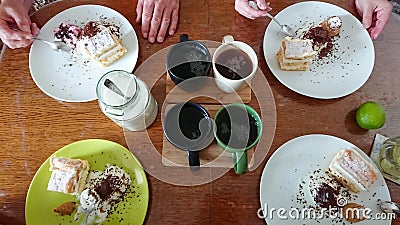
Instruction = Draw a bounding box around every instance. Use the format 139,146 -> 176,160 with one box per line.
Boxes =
327,149 -> 378,193
277,36 -> 316,71
77,21 -> 127,67
47,157 -> 90,195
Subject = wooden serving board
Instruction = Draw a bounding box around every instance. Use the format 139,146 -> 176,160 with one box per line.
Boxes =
165,47 -> 252,104
162,104 -> 255,168
165,73 -> 251,104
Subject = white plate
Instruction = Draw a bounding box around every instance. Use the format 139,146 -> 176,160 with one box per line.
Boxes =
263,1 -> 374,99
260,134 -> 391,225
29,5 -> 139,102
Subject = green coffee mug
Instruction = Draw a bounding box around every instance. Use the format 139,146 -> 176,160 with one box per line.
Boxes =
213,103 -> 262,174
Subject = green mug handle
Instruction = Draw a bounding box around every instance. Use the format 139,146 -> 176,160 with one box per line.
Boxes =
232,151 -> 248,174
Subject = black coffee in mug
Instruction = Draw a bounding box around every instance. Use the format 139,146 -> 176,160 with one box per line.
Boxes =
215,105 -> 258,149
179,106 -> 207,140
163,102 -> 213,171
169,61 -> 211,80
167,34 -> 212,91
215,48 -> 253,80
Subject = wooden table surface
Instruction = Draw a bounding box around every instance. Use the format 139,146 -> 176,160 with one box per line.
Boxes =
0,0 -> 399,224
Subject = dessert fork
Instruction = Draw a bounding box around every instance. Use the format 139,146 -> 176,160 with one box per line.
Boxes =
32,37 -> 71,52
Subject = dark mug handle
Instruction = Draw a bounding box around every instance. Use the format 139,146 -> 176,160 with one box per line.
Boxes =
179,34 -> 190,42
188,150 -> 200,171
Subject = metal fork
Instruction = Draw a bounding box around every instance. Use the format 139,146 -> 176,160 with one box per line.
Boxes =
32,37 -> 71,52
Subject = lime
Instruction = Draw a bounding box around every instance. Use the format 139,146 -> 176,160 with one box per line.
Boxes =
355,101 -> 386,130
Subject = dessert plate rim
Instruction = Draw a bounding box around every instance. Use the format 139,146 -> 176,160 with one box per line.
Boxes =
263,1 -> 374,99
259,134 -> 391,225
29,4 -> 139,102
25,139 -> 149,225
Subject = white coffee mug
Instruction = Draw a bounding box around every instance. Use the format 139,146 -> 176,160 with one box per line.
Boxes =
212,35 -> 258,93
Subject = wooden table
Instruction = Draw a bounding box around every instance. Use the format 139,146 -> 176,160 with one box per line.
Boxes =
0,0 -> 399,224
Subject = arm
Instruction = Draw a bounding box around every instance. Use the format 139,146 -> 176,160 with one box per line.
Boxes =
0,0 -> 39,48
136,0 -> 180,43
355,0 -> 392,39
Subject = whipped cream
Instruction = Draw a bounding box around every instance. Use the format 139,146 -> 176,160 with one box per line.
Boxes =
327,16 -> 342,30
74,165 -> 131,224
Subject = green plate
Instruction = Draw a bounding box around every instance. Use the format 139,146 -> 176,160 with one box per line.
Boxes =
25,139 -> 149,225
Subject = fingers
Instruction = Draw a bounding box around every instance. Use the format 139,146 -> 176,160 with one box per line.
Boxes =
31,23 -> 40,37
3,38 -> 32,49
256,0 -> 271,11
361,4 -> 374,29
0,18 -> 37,49
148,4 -> 164,43
168,8 -> 178,36
7,7 -> 31,32
369,4 -> 392,39
137,0 -> 179,43
156,8 -> 172,43
0,20 -> 31,40
136,0 -> 144,23
141,0 -> 155,40
235,0 -> 269,19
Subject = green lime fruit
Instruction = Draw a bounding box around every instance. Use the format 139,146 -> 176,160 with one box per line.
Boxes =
355,101 -> 386,130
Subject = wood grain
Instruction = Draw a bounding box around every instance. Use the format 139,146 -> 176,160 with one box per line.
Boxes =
0,0 -> 399,225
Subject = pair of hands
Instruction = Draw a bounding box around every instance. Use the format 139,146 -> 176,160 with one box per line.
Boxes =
235,0 -> 392,40
0,0 -> 180,49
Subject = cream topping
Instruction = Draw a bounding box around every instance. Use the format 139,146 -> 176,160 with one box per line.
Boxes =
75,165 -> 131,224
327,16 -> 342,30
283,37 -> 316,59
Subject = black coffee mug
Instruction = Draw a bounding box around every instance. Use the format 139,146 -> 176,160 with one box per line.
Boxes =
166,34 -> 212,91
163,102 -> 214,170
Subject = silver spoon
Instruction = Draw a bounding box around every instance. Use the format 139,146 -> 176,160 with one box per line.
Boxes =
104,78 -> 130,100
249,1 -> 296,37
32,37 -> 71,52
379,201 -> 400,218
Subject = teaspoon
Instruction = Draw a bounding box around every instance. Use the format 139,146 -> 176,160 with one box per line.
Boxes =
249,1 -> 296,37
32,37 -> 71,52
380,201 -> 400,218
104,78 -> 130,100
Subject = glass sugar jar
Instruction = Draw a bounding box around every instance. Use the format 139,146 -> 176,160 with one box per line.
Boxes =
96,70 -> 158,131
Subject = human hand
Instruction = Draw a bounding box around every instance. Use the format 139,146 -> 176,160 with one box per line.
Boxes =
136,0 -> 179,43
0,0 -> 39,49
355,0 -> 392,39
235,0 -> 272,19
